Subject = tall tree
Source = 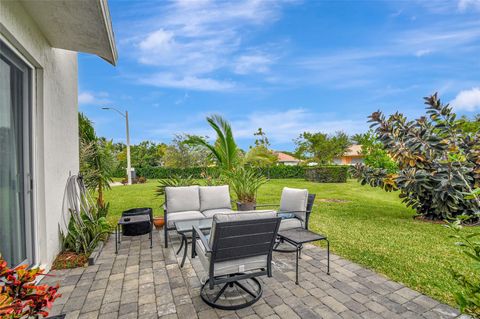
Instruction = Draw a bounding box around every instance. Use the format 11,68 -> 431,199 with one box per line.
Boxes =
245,128 -> 277,167
163,134 -> 210,168
294,131 -> 351,164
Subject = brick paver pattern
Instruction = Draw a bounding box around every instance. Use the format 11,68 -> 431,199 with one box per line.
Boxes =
43,230 -> 464,319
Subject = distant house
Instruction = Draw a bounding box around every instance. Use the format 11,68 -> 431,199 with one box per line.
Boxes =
334,145 -> 364,165
276,152 -> 301,166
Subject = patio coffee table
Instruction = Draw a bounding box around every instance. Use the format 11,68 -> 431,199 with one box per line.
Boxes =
174,218 -> 213,267
116,215 -> 152,254
277,227 -> 329,284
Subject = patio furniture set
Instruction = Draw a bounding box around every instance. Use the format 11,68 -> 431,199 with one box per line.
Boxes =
114,185 -> 329,310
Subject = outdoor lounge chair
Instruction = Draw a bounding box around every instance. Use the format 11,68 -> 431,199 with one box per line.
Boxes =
256,187 -> 316,231
192,211 -> 281,310
163,185 -> 235,247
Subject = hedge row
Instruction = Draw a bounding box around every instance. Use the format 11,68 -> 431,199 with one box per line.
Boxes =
115,165 -> 349,182
305,165 -> 349,183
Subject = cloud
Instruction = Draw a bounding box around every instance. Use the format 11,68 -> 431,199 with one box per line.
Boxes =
78,91 -> 110,105
140,73 -> 235,91
458,0 -> 480,12
450,87 -> 480,111
233,53 -> 275,75
126,0 -> 292,90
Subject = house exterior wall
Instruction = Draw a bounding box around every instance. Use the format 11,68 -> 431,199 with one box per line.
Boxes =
1,1 -> 79,267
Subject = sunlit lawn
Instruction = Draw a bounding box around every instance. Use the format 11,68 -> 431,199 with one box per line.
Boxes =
104,178 -> 474,307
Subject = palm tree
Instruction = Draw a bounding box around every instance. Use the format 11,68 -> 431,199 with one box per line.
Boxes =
79,113 -> 114,209
187,115 -> 240,171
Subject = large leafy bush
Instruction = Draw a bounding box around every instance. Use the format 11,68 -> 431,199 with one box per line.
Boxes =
0,258 -> 60,318
446,216 -> 480,317
353,94 -> 480,219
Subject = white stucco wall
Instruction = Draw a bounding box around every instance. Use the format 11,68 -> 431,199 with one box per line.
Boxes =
1,1 -> 79,266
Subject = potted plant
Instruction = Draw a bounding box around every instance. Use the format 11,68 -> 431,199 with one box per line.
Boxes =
153,216 -> 165,230
0,257 -> 62,318
225,167 -> 267,211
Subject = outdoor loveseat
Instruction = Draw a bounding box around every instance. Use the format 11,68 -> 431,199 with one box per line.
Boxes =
163,185 -> 315,248
163,185 -> 234,247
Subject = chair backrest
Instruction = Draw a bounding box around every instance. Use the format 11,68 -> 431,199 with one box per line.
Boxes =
209,211 -> 280,263
279,187 -> 309,221
165,186 -> 200,213
306,194 -> 316,213
199,185 -> 231,211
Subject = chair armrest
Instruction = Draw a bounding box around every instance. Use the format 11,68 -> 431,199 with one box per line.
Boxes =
192,225 -> 212,253
254,204 -> 278,209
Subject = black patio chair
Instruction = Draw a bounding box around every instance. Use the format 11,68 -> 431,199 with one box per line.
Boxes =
192,211 -> 281,310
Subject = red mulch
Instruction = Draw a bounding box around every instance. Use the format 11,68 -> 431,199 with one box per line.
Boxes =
52,251 -> 88,269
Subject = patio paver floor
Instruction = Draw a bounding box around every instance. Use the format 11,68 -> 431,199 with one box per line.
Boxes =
43,230 -> 464,319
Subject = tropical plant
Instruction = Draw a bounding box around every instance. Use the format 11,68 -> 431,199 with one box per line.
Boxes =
294,131 -> 351,164
224,167 -> 267,206
0,257 -> 61,318
155,175 -> 198,196
79,113 -> 115,208
186,115 -> 240,171
353,93 -> 480,220
445,216 -> 480,317
61,175 -> 111,255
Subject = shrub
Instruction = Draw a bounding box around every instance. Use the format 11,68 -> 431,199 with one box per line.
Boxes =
445,216 -> 480,317
258,165 -> 305,179
305,165 -> 349,183
137,176 -> 147,184
353,93 -> 480,220
0,258 -> 61,318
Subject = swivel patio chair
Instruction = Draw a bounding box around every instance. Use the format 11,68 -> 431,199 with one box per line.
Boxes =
192,211 -> 281,310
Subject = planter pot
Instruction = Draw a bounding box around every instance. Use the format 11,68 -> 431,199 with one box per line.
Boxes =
236,201 -> 256,211
153,217 -> 165,229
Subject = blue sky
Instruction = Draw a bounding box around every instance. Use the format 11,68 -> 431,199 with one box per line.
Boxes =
78,0 -> 480,151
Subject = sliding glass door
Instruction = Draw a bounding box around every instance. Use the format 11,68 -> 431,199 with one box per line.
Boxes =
0,41 -> 33,266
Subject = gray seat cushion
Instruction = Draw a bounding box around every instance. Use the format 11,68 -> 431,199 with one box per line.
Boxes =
201,208 -> 235,218
279,187 -> 308,221
199,185 -> 231,211
167,211 -> 204,228
196,239 -> 268,277
279,218 -> 303,231
165,186 -> 200,213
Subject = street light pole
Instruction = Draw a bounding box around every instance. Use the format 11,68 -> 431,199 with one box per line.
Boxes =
125,111 -> 132,185
102,107 -> 132,185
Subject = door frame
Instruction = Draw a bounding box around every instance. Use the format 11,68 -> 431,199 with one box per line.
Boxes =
0,37 -> 36,266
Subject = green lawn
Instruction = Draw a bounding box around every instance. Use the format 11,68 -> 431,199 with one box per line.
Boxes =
104,178 -> 473,307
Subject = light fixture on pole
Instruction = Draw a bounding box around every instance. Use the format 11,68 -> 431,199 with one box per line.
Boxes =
102,107 -> 132,185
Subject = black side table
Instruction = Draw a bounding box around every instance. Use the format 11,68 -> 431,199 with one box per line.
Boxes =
277,227 -> 330,284
116,215 -> 152,253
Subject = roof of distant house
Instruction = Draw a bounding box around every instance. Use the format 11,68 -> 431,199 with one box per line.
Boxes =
276,152 -> 301,162
344,144 -> 363,157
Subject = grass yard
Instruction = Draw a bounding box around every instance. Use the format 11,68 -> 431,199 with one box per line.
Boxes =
104,178 -> 474,307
